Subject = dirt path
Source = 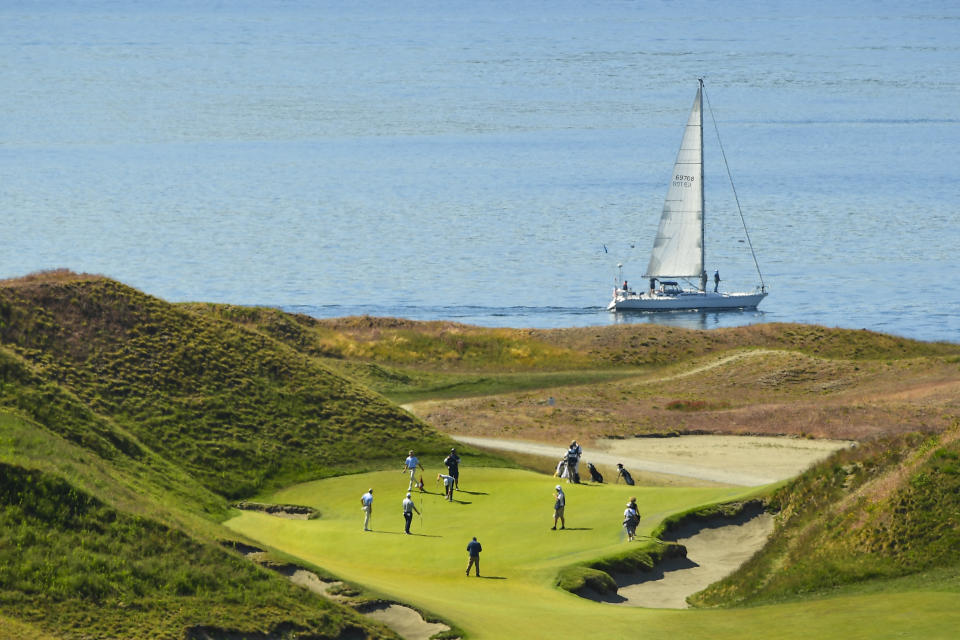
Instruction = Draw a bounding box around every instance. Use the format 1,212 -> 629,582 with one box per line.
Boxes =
454,434 -> 851,486
634,348 -> 779,384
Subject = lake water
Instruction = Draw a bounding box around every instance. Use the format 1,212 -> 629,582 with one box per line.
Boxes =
2,1 -> 958,342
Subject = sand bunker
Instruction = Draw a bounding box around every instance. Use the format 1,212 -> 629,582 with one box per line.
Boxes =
454,434 -> 851,485
362,604 -> 451,640
231,544 -> 451,640
611,512 -> 774,608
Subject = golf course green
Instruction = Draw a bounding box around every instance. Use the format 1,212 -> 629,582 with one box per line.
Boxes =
226,467 -> 960,639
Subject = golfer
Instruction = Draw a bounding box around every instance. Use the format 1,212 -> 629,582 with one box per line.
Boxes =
360,488 -> 373,531
437,472 -> 455,501
402,492 -> 420,534
551,485 -> 565,530
622,498 -> 640,542
465,536 -> 482,577
402,450 -> 425,490
444,448 -> 461,489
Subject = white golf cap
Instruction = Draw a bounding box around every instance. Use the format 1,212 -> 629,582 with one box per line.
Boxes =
406,492 -> 411,498
555,485 -> 562,491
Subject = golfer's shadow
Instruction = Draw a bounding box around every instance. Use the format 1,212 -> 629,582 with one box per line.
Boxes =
369,531 -> 442,538
457,489 -> 487,495
561,527 -> 592,531
476,575 -> 506,580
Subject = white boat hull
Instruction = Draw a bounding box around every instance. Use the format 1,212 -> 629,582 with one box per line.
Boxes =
607,289 -> 767,312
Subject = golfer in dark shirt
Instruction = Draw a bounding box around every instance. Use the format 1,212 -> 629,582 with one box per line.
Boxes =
444,448 -> 461,489
465,537 -> 482,577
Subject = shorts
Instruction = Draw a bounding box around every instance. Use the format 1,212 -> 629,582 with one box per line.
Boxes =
554,506 -> 565,519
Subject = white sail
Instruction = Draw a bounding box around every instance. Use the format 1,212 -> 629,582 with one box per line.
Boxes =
644,87 -> 704,279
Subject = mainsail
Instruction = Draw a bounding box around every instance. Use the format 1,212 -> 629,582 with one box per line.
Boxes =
644,86 -> 704,280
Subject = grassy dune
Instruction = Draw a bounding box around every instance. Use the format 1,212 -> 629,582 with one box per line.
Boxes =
0,273 -> 468,499
3,271 -> 959,638
226,467 -> 960,639
0,272 -> 453,638
695,428 -> 960,607
193,305 -> 960,441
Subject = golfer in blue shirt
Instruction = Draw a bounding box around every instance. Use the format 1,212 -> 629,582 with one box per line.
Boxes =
402,450 -> 424,490
466,537 -> 482,577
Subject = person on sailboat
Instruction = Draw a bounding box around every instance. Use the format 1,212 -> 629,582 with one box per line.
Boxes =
714,270 -> 721,293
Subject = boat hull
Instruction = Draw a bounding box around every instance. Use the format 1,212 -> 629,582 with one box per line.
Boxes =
607,290 -> 767,312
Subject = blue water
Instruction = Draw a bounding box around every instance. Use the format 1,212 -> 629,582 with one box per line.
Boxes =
2,1 -> 958,342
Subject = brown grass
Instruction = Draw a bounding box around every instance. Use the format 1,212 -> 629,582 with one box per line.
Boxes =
407,349 -> 960,443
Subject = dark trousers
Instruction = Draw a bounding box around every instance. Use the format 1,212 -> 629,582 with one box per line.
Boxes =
466,554 -> 480,576
404,511 -> 413,533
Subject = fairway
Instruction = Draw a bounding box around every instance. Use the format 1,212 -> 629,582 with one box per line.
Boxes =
226,468 -> 960,639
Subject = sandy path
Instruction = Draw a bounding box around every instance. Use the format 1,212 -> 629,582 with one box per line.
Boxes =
454,434 -> 850,486
637,348 -> 778,384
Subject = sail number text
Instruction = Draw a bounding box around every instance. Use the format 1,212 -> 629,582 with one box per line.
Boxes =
672,174 -> 696,188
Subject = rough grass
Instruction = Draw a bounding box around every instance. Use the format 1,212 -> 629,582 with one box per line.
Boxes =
692,427 -> 960,607
190,304 -> 960,442
3,271 -> 960,638
0,461 -> 394,640
0,274 -> 455,499
408,348 -> 960,442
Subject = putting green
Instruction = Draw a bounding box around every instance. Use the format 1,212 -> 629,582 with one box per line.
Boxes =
226,468 -> 960,639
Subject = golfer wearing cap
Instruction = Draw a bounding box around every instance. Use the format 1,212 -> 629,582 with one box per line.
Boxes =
623,497 -> 640,541
402,492 -> 420,534
437,473 -> 455,501
552,485 -> 565,530
402,450 -> 425,491
443,448 -> 461,490
360,488 -> 373,531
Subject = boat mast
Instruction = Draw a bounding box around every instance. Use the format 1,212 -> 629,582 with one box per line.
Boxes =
702,81 -> 767,292
698,77 -> 706,293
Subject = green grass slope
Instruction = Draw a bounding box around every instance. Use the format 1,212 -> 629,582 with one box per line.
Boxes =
0,272 -> 453,498
0,271 -> 471,638
0,460 -> 394,640
693,427 -> 960,607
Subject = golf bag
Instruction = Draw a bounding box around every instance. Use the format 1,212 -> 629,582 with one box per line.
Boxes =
587,462 -> 603,483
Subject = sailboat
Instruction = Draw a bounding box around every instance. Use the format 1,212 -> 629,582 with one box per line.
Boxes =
607,79 -> 767,312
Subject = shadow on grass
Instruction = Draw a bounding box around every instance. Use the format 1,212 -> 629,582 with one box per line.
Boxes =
369,530 -> 442,537
456,489 -> 488,495
558,527 -> 593,531
476,576 -> 506,580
